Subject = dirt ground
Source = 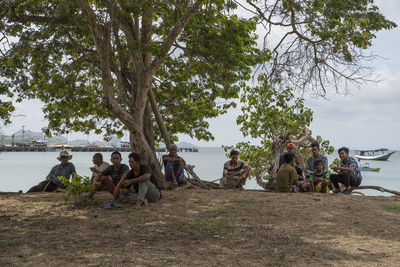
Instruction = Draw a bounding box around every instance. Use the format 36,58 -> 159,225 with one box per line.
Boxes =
1,189 -> 400,266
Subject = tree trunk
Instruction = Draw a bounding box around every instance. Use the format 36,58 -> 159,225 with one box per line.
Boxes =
263,133 -> 290,190
143,103 -> 156,154
148,88 -> 173,148
129,129 -> 168,189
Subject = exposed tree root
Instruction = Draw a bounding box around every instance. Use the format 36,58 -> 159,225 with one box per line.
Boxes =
184,165 -> 220,189
349,186 -> 400,197
350,191 -> 365,196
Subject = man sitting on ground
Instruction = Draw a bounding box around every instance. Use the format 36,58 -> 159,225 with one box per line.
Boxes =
162,144 -> 186,186
276,152 -> 309,193
278,143 -> 304,179
309,159 -> 331,193
90,153 -> 110,182
117,152 -> 161,209
331,147 -> 362,194
305,142 -> 329,176
219,150 -> 251,189
27,151 -> 76,193
88,151 -> 129,200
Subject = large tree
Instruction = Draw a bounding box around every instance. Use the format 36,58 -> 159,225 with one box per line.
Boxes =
0,0 -> 395,187
0,1 -> 263,187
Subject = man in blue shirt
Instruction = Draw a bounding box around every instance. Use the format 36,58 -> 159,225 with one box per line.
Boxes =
330,147 -> 362,194
162,144 -> 186,186
27,151 -> 77,193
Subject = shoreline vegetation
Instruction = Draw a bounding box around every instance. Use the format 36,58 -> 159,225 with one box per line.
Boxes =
1,189 -> 400,266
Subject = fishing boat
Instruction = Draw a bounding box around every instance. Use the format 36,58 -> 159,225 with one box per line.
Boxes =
355,148 -> 395,161
48,144 -> 72,152
359,162 -> 380,172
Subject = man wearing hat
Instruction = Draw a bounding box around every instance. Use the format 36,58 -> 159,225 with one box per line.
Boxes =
278,143 -> 298,169
278,142 -> 306,179
27,151 -> 77,193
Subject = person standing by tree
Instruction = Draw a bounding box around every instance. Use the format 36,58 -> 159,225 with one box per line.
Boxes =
162,144 -> 186,186
118,152 -> 161,209
331,147 -> 362,194
27,151 -> 76,193
220,150 -> 251,189
305,142 -> 329,176
88,151 -> 129,200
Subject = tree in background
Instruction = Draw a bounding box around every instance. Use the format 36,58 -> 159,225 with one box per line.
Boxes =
228,76 -> 334,189
224,0 -> 396,190
234,0 -> 397,95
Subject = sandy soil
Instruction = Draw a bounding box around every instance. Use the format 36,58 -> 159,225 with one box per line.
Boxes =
1,189 -> 400,266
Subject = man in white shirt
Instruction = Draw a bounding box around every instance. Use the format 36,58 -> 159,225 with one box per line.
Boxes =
90,153 -> 110,182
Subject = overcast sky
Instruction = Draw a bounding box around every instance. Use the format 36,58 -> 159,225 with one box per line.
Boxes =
2,0 -> 400,149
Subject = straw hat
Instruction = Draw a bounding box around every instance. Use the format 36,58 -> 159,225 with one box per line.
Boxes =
57,151 -> 73,161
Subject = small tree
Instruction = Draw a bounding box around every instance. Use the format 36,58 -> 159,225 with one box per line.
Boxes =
229,77 -> 333,190
59,174 -> 91,207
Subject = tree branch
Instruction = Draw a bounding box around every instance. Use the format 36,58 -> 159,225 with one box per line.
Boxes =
149,0 -> 203,74
78,0 -> 136,129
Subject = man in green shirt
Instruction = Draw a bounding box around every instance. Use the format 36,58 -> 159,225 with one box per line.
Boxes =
276,152 -> 299,192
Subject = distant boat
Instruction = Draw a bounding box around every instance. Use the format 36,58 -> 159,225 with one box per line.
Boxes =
359,162 -> 380,172
48,144 -> 72,151
355,148 -> 395,161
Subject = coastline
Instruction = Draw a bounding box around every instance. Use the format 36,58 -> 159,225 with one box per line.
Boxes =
1,189 -> 400,266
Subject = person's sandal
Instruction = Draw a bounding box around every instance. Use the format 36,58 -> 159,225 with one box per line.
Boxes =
103,203 -> 113,209
340,189 -> 350,195
111,202 -> 121,208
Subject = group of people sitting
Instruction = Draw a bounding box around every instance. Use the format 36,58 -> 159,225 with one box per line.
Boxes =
27,150 -> 163,209
276,142 -> 362,194
26,144 -> 188,209
26,141 -> 362,206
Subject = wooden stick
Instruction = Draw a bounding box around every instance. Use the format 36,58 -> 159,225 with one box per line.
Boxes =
209,171 -> 243,184
42,164 -> 62,192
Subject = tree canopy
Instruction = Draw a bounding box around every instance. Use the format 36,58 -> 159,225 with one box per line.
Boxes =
0,1 -> 263,142
235,0 -> 397,95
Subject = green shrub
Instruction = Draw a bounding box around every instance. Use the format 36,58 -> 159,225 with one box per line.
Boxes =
58,174 -> 91,207
329,158 -> 341,172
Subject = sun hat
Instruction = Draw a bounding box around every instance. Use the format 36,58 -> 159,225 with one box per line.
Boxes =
57,150 -> 73,161
287,143 -> 296,149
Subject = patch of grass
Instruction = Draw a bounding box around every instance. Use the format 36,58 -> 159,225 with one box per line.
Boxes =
181,219 -> 229,236
209,208 -> 231,214
375,196 -> 390,202
229,198 -> 256,204
15,229 -> 34,235
291,233 -> 305,238
0,239 -> 25,248
383,205 -> 400,211
23,201 -> 50,207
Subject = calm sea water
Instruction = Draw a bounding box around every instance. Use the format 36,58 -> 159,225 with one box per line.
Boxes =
0,148 -> 399,196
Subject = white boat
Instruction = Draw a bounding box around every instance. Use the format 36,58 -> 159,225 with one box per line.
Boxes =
48,144 -> 72,151
355,148 -> 395,161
